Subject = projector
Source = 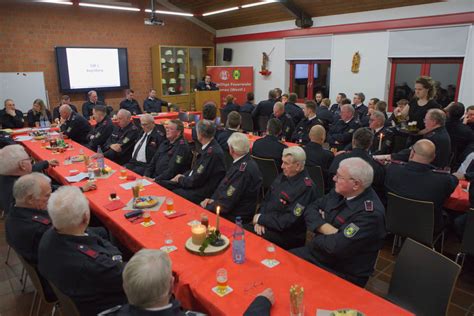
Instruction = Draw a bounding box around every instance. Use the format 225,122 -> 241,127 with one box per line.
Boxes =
144,18 -> 164,26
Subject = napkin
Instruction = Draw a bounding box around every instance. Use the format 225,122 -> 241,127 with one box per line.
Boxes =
104,200 -> 125,211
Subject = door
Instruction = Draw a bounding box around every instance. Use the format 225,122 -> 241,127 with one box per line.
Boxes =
289,61 -> 331,102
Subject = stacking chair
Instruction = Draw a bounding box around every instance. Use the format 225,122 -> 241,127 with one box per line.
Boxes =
386,238 -> 460,316
455,209 -> 474,268
306,165 -> 325,199
50,283 -> 80,316
386,192 -> 445,254
17,255 -> 58,316
240,112 -> 254,132
251,156 -> 278,199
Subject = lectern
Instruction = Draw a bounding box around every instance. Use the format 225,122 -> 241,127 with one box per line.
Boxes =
194,90 -> 221,112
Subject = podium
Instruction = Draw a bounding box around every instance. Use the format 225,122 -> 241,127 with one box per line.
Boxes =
194,90 -> 221,112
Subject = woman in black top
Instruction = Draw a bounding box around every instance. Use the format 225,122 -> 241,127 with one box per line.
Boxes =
403,76 -> 441,131
27,99 -> 52,127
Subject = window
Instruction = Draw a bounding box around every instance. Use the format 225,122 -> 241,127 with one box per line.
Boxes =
289,61 -> 330,102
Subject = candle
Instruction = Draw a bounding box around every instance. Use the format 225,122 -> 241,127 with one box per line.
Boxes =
378,133 -> 384,151
191,224 -> 207,246
216,206 -> 220,231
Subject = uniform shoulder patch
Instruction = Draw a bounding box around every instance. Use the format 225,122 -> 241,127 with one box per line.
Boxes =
364,200 -> 374,212
77,245 -> 99,258
304,177 -> 312,187
227,185 -> 236,197
293,203 -> 305,217
239,162 -> 247,172
207,146 -> 213,154
344,223 -> 360,238
32,215 -> 51,225
123,137 -> 129,144
197,164 -> 205,174
179,139 -> 185,145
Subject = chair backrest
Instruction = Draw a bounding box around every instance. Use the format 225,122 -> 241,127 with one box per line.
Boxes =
240,112 -> 254,132
387,238 -> 461,316
386,192 -> 435,246
306,165 -> 325,199
223,151 -> 233,171
178,111 -> 189,122
251,155 -> 279,190
50,282 -> 81,316
17,255 -> 58,304
257,115 -> 269,133
460,209 -> 474,255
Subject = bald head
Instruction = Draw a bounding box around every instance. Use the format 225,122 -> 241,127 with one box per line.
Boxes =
410,139 -> 436,164
309,125 -> 326,144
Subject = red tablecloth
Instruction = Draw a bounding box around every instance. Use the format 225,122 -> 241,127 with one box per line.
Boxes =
19,138 -> 412,316
444,180 -> 470,212
134,111 -> 202,120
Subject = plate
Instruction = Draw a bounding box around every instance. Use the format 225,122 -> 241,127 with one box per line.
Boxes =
71,155 -> 84,162
46,144 -> 69,150
133,196 -> 159,209
185,235 -> 230,256
33,135 -> 46,140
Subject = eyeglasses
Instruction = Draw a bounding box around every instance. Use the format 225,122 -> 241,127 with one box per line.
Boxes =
334,173 -> 356,182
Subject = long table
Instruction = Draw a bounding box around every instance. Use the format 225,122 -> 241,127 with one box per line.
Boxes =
20,137 -> 412,316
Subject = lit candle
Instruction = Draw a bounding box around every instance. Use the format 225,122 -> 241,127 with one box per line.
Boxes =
191,224 -> 207,246
216,206 -> 220,232
378,133 -> 384,151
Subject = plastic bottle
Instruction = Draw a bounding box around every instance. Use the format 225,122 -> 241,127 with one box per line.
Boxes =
96,146 -> 105,169
232,216 -> 245,264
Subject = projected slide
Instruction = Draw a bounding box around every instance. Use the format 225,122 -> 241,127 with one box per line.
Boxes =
66,48 -> 121,89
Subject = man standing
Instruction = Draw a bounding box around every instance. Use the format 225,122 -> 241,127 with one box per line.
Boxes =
327,104 -> 361,151
86,104 -> 113,151
291,100 -> 323,144
59,104 -> 91,145
103,109 -> 140,165
252,90 -> 277,131
82,90 -> 105,120
270,102 -> 294,141
0,99 -> 24,128
143,88 -> 168,113
120,89 -> 142,115
292,157 -> 386,287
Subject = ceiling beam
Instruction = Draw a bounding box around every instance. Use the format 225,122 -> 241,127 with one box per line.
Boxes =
277,0 -> 312,20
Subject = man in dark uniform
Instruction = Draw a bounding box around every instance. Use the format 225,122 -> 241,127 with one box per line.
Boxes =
291,100 -> 323,144
369,110 -> 394,155
59,104 -> 91,145
38,186 -> 126,316
316,98 -> 334,131
191,103 -> 222,147
124,114 -> 165,175
216,111 -> 241,152
252,118 -> 287,170
103,109 -> 140,165
201,133 -> 263,223
249,147 -> 318,250
0,99 -> 24,128
157,120 -> 226,204
465,105 -> 474,131
144,120 -> 192,182
285,93 -> 304,126
385,139 -> 458,233
352,92 -> 368,121
390,109 -> 451,169
446,102 -> 474,168
86,104 -> 114,151
252,89 -> 276,131
240,92 -> 255,113
143,88 -> 168,113
120,89 -> 142,115
52,95 -> 78,121
304,125 -> 334,187
329,92 -> 346,117
222,94 -> 240,115
292,157 -> 386,287
270,101 -> 294,141
194,74 -> 219,91
82,90 -> 105,120
327,104 -> 361,151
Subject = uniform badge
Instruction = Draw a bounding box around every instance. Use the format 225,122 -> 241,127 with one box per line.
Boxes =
239,162 -> 247,172
32,215 -> 51,225
364,200 -> 373,212
348,129 -> 354,133
77,245 -> 99,258
304,177 -> 312,187
123,137 -> 129,144
207,147 -> 213,154
197,164 -> 204,174
95,132 -> 101,138
286,127 -> 290,133
293,203 -> 305,217
176,155 -> 183,164
112,255 -> 123,262
344,223 -> 360,238
227,185 -> 236,197
67,127 -> 72,133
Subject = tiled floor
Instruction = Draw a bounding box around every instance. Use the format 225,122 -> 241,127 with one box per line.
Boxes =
0,216 -> 473,316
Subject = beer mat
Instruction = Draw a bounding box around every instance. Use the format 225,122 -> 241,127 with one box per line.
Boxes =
261,259 -> 280,268
165,211 -> 186,219
160,245 -> 177,253
163,210 -> 176,216
119,179 -> 153,190
211,286 -> 233,297
187,219 -> 201,226
123,196 -> 165,211
94,169 -> 116,180
317,309 -> 365,316
104,200 -> 125,211
141,220 -> 156,227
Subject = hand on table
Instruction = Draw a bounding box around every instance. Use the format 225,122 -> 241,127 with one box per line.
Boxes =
82,181 -> 97,192
170,174 -> 183,183
258,288 -> 275,306
200,198 -> 214,208
110,144 -> 121,152
254,223 -> 266,236
48,159 -> 59,167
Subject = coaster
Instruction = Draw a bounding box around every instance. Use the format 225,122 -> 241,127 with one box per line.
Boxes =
160,245 -> 177,253
261,259 -> 280,268
163,210 -> 176,216
141,220 -> 155,227
212,286 -> 233,297
187,219 -> 201,226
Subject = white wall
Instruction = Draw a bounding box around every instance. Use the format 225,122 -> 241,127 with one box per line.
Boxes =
458,25 -> 474,105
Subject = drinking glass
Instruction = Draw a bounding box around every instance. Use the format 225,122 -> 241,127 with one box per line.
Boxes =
216,268 -> 228,294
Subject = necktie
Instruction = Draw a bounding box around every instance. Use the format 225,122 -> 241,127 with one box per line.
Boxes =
132,133 -> 148,161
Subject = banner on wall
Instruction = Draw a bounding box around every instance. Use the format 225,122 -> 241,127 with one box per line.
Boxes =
206,66 -> 254,108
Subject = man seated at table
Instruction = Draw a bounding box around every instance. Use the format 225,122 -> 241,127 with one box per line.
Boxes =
53,95 -> 78,121
0,99 -> 24,128
292,157 -> 385,287
327,104 -> 361,151
86,104 -> 114,151
285,93 -> 304,126
59,104 -> 91,145
0,145 -> 60,215
82,90 -> 105,120
304,125 -> 334,187
38,186 -> 126,315
291,100 -> 323,144
120,89 -> 142,115
158,120 -> 226,204
216,111 -> 241,152
191,103 -> 222,147
252,118 -> 287,170
201,133 -> 262,223
125,114 -> 165,175
99,249 -> 274,316
144,120 -> 192,182
249,147 -> 318,250
446,102 -> 474,168
316,98 -> 334,131
143,88 -> 168,113
385,139 -> 458,233
103,109 -> 140,165
271,101 -> 294,141
369,110 -> 394,155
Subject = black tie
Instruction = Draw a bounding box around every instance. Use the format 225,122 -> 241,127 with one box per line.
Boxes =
132,133 -> 148,161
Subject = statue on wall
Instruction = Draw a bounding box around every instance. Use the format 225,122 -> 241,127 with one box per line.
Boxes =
351,51 -> 361,73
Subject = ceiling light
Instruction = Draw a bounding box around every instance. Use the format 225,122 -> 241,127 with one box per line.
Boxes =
37,0 -> 73,5
241,2 -> 274,8
79,2 -> 140,12
144,9 -> 193,17
202,6 -> 239,17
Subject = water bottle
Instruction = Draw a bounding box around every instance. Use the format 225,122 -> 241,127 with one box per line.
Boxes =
232,217 -> 245,264
97,146 -> 105,169
39,118 -> 45,129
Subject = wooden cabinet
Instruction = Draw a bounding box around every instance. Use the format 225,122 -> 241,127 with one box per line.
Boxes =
151,45 -> 214,111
